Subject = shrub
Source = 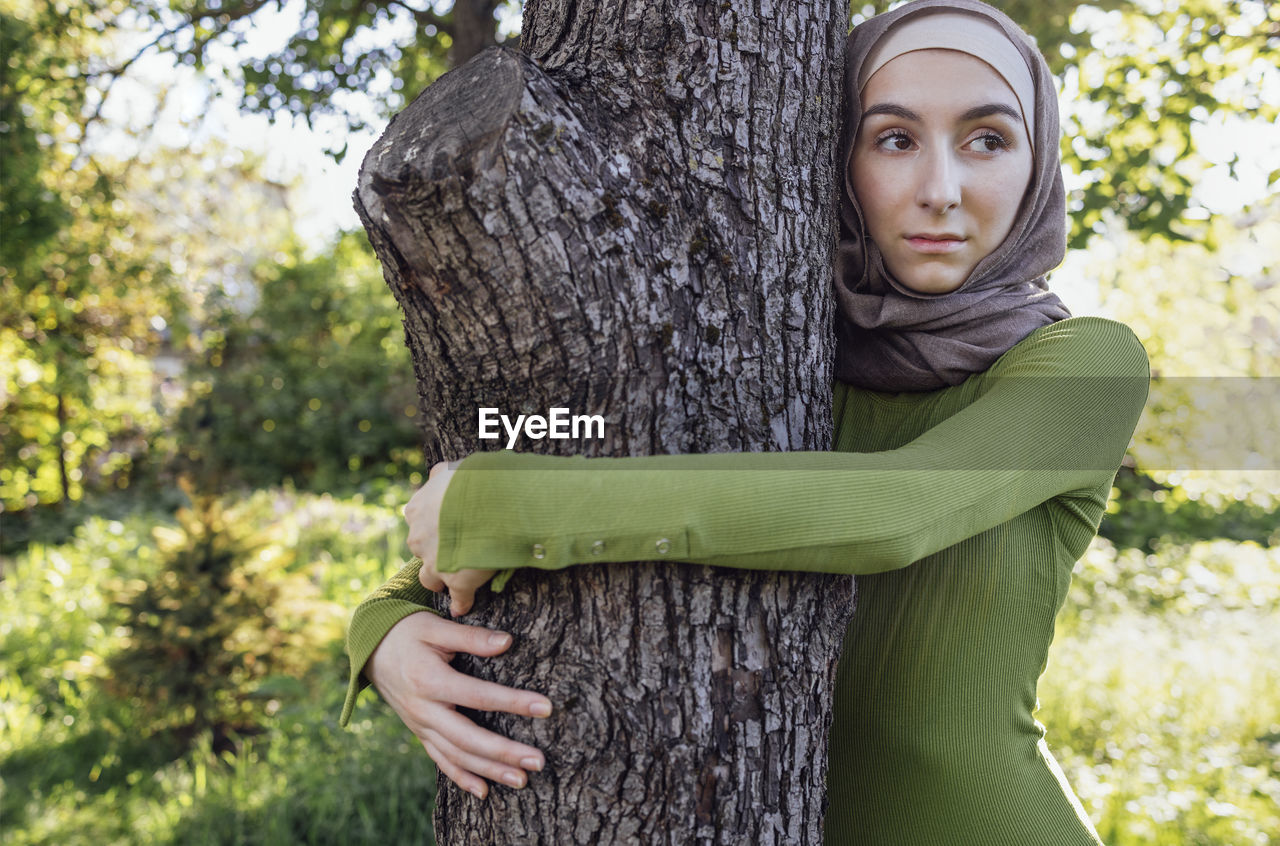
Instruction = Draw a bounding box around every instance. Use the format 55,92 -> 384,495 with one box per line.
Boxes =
101,490 -> 345,746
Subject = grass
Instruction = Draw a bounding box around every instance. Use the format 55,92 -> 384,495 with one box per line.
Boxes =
2,489 -> 1276,844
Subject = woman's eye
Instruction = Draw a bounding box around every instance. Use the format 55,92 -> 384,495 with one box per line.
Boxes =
969,133 -> 1010,153
875,132 -> 914,152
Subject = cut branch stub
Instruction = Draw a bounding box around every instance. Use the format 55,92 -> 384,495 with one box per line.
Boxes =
356,38 -> 841,462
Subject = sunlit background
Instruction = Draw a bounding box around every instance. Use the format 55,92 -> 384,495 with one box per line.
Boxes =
2,1 -> 1277,843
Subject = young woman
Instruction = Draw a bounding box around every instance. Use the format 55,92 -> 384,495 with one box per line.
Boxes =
343,1 -> 1149,842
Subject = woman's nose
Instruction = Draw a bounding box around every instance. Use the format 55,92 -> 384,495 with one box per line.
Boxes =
916,149 -> 962,214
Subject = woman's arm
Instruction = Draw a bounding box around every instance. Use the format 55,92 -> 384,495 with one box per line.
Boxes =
345,317 -> 1145,791
434,317 -> 1148,579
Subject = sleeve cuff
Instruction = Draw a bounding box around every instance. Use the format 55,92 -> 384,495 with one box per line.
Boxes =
340,558 -> 442,727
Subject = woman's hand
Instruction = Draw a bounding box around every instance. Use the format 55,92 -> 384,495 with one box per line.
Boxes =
366,610 -> 553,799
406,459 -> 495,616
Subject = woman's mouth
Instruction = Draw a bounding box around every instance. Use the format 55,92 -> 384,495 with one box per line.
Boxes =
906,235 -> 966,254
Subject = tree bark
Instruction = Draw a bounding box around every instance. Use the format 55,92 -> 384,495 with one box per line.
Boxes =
355,2 -> 854,842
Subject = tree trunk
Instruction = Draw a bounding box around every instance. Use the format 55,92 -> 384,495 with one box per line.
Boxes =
355,1 -> 854,842
54,352 -> 70,507
449,0 -> 503,67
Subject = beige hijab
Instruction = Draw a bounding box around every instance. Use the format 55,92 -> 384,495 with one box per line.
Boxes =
835,0 -> 1070,392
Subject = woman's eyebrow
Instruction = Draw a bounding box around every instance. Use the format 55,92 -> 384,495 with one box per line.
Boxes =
861,102 -> 1023,123
861,103 -> 919,121
958,103 -> 1023,122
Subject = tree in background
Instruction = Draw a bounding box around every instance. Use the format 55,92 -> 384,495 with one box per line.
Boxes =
1,1 -> 176,511
2,1 -> 422,516
103,488 -> 344,749
84,1 -> 1280,245
86,0 -> 518,157
0,83 -> 297,513
1084,199 -> 1280,551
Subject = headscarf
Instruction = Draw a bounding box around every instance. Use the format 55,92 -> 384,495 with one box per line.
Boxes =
834,0 -> 1071,392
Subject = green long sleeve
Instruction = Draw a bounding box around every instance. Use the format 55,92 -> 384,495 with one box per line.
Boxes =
340,558 -> 440,726
435,316 -> 1148,579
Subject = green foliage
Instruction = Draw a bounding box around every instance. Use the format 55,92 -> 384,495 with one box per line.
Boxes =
176,231 -> 422,492
1042,536 -> 1280,844
0,2 -> 299,514
0,1 -> 177,510
101,490 -> 346,743
0,513 -> 166,748
0,8 -> 71,275
4,489 -> 1277,844
117,0 -> 515,155
1080,198 -> 1280,511
1,489 -> 430,844
1050,0 -> 1278,249
3,663 -> 437,846
234,0 -> 456,145
1101,468 -> 1279,554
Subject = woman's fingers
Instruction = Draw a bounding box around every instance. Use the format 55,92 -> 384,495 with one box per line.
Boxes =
417,704 -> 545,799
423,727 -> 530,789
408,526 -> 435,565
438,670 -> 553,720
422,737 -> 489,800
446,577 -> 476,616
419,565 -> 445,593
442,568 -> 497,617
428,705 -> 546,772
414,615 -> 554,716
419,613 -> 514,656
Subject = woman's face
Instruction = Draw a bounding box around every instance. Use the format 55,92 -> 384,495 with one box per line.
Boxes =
851,49 -> 1034,295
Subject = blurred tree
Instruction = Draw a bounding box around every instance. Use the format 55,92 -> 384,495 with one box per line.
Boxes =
0,1 -> 299,512
1084,198 -> 1280,544
86,0 -> 518,154
0,2 -> 174,511
176,230 -> 421,491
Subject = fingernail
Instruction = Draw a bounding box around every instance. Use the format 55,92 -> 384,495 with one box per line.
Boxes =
520,757 -> 543,772
489,632 -> 512,648
469,785 -> 485,799
530,700 -> 552,718
502,771 -> 525,788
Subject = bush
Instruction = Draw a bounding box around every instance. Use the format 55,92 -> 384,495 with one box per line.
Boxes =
1101,467 -> 1279,554
1,488 -> 432,845
101,490 -> 345,746
176,232 -> 423,493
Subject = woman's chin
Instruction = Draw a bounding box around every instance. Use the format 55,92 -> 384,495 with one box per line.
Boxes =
894,269 -> 968,295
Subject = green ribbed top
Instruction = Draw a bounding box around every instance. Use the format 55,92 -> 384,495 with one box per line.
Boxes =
342,316 -> 1149,844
